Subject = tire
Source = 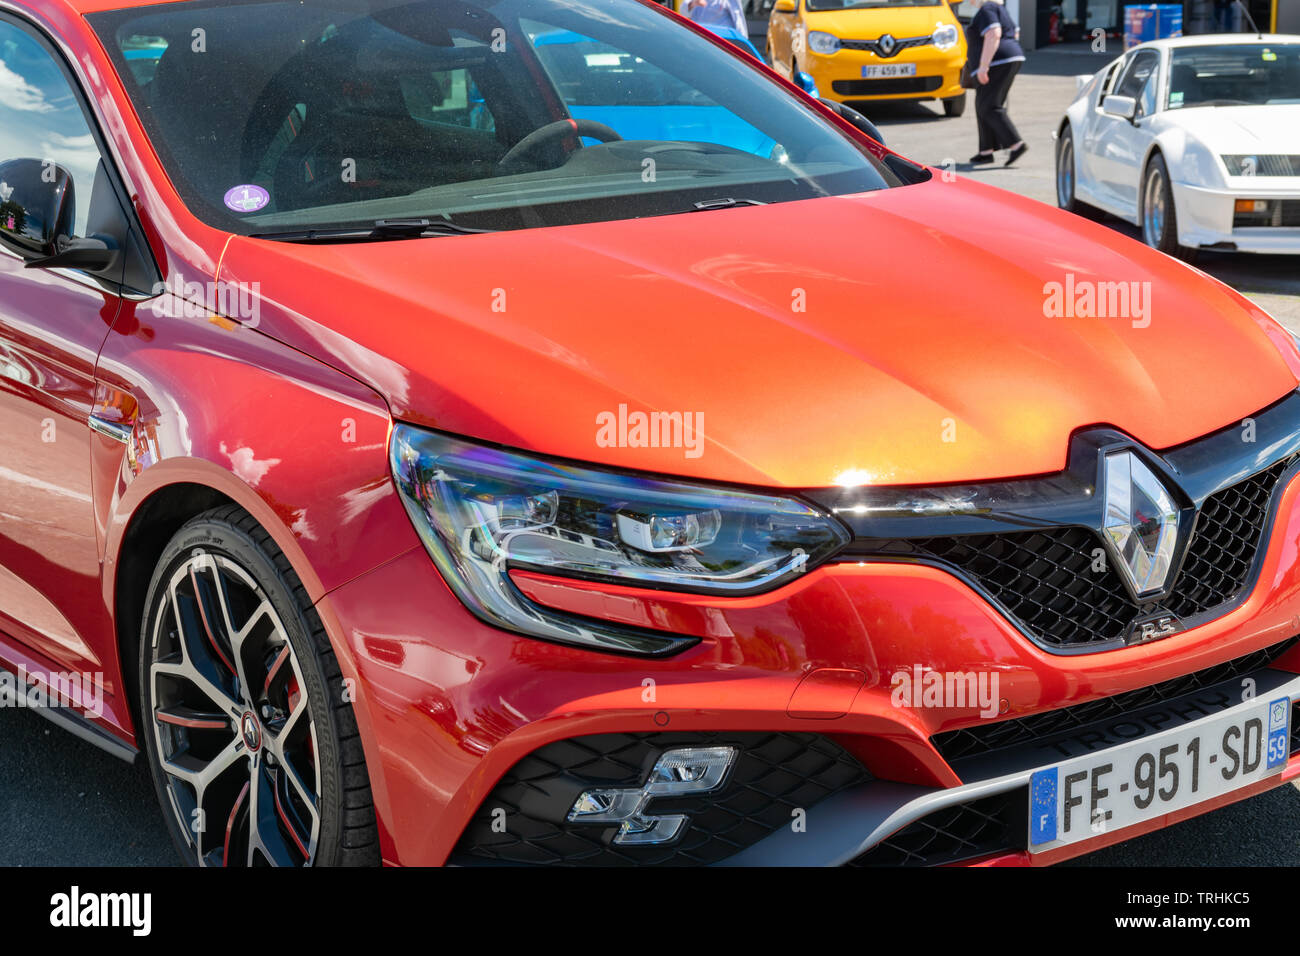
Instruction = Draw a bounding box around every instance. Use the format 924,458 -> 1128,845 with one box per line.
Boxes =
1056,124 -> 1081,212
1141,153 -> 1198,263
138,505 -> 380,866
942,93 -> 967,117
1056,125 -> 1106,221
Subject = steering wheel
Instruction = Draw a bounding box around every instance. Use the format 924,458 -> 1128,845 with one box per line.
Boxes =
497,119 -> 622,172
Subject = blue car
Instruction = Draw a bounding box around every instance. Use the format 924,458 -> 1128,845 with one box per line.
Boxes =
695,24 -> 764,62
530,29 -> 776,157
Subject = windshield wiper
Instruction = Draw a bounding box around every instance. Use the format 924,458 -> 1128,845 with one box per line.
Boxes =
250,217 -> 496,243
691,198 -> 769,212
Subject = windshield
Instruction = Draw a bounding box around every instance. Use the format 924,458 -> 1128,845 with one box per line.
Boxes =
1167,43 -> 1300,109
90,0 -> 902,237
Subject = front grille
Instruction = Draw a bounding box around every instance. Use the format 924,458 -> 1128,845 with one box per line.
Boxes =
841,35 -> 934,57
832,76 -> 943,96
1222,154 -> 1300,176
1234,200 -> 1300,228
847,790 -> 1024,866
1164,459 -> 1290,617
866,459 -> 1292,650
932,636 -> 1299,763
451,731 -> 870,866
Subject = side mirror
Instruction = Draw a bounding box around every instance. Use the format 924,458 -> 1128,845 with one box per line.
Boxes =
0,157 -> 118,273
773,0 -> 798,12
794,70 -> 820,97
1101,94 -> 1138,120
820,97 -> 885,145
0,158 -> 74,258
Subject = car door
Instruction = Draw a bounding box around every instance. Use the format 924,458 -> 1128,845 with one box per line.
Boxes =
1076,55 -> 1124,204
767,0 -> 799,74
1090,48 -> 1162,218
0,15 -> 123,678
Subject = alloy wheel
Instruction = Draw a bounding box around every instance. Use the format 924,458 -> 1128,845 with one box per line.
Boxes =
1143,164 -> 1166,247
147,550 -> 321,866
1056,135 -> 1074,207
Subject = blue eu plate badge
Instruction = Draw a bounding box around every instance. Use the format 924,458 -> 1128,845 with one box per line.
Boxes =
1267,696 -> 1290,770
1030,768 -> 1058,845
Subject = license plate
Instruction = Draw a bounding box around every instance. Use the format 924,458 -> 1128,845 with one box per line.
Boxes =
861,63 -> 917,79
1028,694 -> 1291,851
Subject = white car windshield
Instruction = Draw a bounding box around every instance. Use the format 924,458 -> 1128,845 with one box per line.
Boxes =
1168,43 -> 1300,109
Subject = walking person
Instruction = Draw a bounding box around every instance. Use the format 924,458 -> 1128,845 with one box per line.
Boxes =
966,0 -> 1028,167
685,0 -> 748,35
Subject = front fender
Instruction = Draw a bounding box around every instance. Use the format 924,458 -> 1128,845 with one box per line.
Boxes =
96,295 -> 418,602
92,293 -> 422,753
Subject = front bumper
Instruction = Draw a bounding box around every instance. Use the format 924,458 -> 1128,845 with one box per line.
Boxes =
723,647 -> 1300,865
1174,181 -> 1300,254
316,420 -> 1300,866
805,44 -> 965,106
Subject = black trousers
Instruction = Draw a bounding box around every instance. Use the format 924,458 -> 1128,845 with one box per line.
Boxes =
976,60 -> 1022,152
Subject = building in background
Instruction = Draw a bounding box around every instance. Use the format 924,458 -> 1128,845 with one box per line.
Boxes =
1027,0 -> 1289,48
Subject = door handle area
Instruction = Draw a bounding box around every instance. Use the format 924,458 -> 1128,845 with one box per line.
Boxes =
88,414 -> 133,445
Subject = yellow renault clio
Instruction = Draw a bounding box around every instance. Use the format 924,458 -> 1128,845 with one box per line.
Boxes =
767,0 -> 968,116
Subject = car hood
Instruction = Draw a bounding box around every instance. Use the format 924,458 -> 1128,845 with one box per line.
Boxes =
216,176 -> 1299,489
802,3 -> 956,36
1164,104 -> 1300,154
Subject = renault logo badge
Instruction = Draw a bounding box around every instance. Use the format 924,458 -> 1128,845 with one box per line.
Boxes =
1102,450 -> 1180,598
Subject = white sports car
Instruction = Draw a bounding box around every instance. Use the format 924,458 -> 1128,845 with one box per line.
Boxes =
1056,35 -> 1300,259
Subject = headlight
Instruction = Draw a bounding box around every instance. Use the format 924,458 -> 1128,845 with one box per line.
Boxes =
932,23 -> 960,50
1222,154 -> 1260,177
390,425 -> 850,655
807,31 -> 841,55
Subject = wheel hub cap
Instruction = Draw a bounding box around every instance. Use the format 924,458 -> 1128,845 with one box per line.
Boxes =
240,711 -> 262,752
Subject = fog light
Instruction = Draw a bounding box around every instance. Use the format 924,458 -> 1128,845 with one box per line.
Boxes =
566,746 -> 737,845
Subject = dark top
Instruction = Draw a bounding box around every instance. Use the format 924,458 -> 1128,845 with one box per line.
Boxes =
965,2 -> 1025,70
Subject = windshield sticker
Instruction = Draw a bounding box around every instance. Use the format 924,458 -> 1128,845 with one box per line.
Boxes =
1263,49 -> 1277,61
1169,90 -> 1184,106
224,184 -> 270,213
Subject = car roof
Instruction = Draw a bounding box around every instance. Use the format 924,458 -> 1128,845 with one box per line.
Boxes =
1132,33 -> 1300,52
18,0 -> 191,14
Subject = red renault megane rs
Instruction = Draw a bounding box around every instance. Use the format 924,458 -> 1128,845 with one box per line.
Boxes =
4,0 -> 1300,867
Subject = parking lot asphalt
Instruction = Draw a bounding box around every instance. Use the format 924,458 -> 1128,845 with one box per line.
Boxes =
0,705 -> 174,866
5,44 -> 1300,869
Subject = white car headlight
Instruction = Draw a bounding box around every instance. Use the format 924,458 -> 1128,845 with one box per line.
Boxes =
807,31 -> 841,55
390,425 -> 850,655
932,23 -> 960,51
